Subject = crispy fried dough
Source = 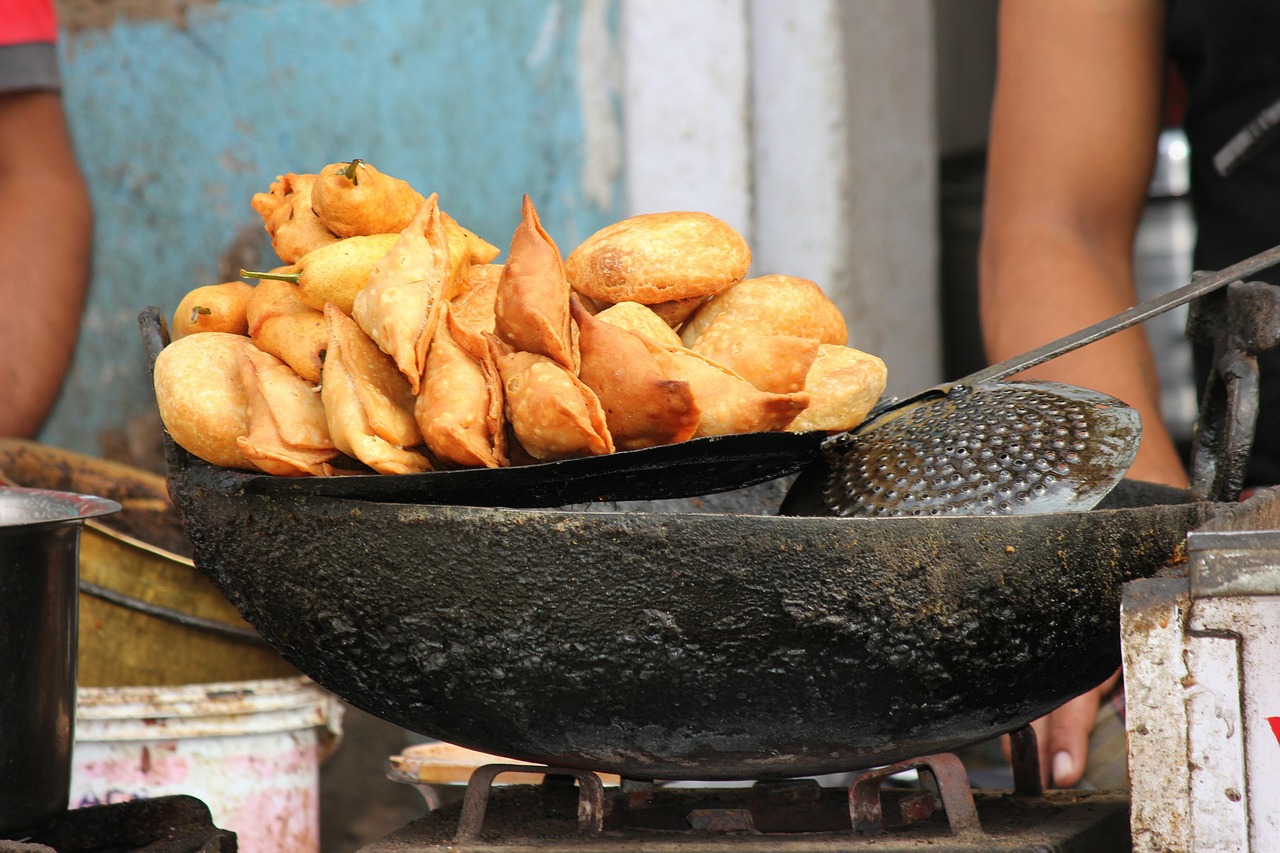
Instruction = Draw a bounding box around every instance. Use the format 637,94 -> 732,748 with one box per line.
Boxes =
566,211 -> 750,304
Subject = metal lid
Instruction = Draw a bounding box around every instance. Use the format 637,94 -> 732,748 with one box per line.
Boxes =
0,486 -> 120,528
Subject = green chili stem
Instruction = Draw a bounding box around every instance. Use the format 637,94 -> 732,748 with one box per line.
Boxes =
240,269 -> 300,285
341,158 -> 365,185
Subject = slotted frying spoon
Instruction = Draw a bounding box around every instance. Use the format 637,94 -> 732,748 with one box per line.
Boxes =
819,242 -> 1280,518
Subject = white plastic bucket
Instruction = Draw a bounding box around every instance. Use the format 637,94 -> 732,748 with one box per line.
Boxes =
69,676 -> 343,853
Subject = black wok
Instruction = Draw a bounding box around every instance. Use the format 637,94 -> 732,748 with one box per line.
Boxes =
140,308 -> 1242,780
163,450 -> 1234,780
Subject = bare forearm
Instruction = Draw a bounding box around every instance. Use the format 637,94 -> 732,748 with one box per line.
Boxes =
979,0 -> 1185,488
0,93 -> 91,438
980,225 -> 1187,486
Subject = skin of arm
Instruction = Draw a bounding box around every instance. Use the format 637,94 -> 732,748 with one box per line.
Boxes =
979,0 -> 1182,788
0,90 -> 92,438
980,0 -> 1185,489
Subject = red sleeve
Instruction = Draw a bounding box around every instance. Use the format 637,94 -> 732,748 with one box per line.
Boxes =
0,0 -> 59,46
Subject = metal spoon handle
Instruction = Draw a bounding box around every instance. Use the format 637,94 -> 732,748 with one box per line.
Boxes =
961,242 -> 1280,387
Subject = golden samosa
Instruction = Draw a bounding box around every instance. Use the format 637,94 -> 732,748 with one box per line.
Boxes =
639,339 -> 809,437
448,264 -> 502,334
693,333 -> 820,395
351,193 -> 451,394
441,212 -> 501,299
236,344 -> 338,477
494,195 -> 577,372
322,305 -> 432,474
311,159 -> 425,238
572,296 -> 698,450
488,335 -> 613,461
415,303 -> 507,468
787,344 -> 888,433
245,276 -> 327,383
593,301 -> 683,348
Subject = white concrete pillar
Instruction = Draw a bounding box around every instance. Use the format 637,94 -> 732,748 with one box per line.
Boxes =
620,0 -> 943,394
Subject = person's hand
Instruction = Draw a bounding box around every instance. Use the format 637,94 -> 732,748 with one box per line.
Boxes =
1004,669 -> 1120,788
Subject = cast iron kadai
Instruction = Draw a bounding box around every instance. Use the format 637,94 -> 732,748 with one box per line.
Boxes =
811,241 -> 1280,517
149,433 -> 1278,780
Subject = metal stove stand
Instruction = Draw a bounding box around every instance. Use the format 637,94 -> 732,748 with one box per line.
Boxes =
360,751 -> 1129,852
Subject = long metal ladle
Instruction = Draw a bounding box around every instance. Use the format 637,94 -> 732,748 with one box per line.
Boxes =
817,243 -> 1280,517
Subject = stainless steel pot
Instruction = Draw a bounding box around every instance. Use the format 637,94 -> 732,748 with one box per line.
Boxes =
0,486 -> 119,839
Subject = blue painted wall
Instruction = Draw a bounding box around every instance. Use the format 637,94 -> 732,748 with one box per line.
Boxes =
46,0 -> 622,459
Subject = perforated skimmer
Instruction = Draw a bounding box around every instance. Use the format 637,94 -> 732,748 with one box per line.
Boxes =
823,381 -> 1140,517
822,242 -> 1280,518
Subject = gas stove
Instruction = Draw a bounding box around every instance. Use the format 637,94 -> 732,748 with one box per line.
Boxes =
360,748 -> 1130,852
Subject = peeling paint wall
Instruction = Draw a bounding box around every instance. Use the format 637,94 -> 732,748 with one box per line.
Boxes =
47,0 -> 623,458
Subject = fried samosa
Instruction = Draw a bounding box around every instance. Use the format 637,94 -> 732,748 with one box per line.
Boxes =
322,305 -> 432,474
441,212 -> 501,299
494,195 -> 578,372
351,194 -> 451,394
449,264 -> 502,334
236,344 -> 338,476
572,297 -> 698,450
488,335 -> 613,461
415,303 -> 507,468
787,344 -> 888,433
593,301 -> 683,348
693,332 -> 820,395
639,339 -> 809,437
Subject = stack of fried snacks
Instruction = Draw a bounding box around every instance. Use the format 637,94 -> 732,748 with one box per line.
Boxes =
155,159 -> 888,477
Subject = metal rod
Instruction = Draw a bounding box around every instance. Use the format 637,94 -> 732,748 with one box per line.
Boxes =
78,579 -> 270,646
963,242 -> 1280,386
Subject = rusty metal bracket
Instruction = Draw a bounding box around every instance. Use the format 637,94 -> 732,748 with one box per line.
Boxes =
1007,724 -> 1045,795
454,764 -> 605,843
848,752 -> 983,840
1187,279 -> 1280,502
687,808 -> 759,833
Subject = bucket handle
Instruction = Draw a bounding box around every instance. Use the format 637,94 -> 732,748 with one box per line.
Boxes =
79,580 -> 272,646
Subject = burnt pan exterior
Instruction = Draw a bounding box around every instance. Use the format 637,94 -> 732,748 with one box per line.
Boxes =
165,458 -> 1218,781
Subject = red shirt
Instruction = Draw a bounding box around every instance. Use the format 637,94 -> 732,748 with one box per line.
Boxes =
0,0 -> 57,46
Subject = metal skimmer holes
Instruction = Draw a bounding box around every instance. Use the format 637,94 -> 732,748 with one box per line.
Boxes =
826,385 -> 1103,517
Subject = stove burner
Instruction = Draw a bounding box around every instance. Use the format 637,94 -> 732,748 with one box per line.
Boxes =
364,751 -> 1131,851
5,795 -> 234,853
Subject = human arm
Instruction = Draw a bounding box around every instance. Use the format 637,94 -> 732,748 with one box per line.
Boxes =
979,0 -> 1183,788
980,0 -> 1185,489
0,89 -> 91,438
